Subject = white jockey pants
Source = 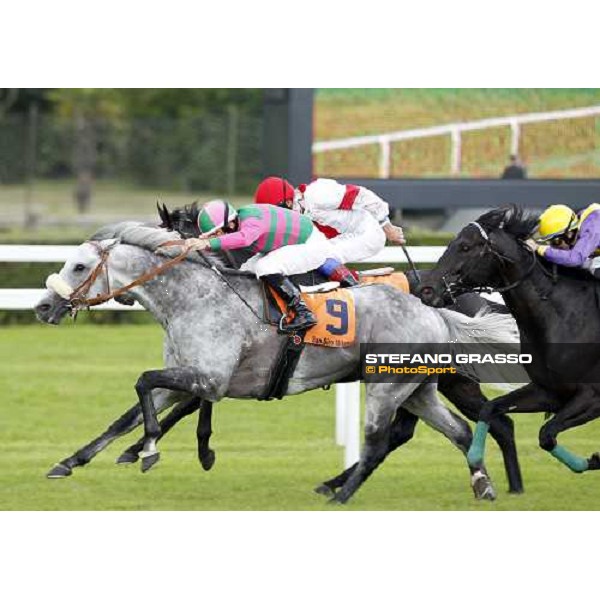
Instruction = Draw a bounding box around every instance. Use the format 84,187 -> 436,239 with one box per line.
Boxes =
326,210 -> 386,263
247,228 -> 342,278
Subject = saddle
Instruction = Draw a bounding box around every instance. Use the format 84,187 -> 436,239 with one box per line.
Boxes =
259,268 -> 409,400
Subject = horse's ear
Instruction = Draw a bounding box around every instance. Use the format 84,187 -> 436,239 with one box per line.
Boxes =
157,201 -> 166,226
157,202 -> 173,230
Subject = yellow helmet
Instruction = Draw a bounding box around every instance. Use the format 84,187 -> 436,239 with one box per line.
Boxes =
537,205 -> 578,241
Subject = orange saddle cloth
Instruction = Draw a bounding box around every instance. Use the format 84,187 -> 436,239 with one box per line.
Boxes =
359,271 -> 410,292
269,272 -> 408,348
270,288 -> 356,348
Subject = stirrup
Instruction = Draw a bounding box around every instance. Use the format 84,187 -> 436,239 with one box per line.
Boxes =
278,313 -> 316,333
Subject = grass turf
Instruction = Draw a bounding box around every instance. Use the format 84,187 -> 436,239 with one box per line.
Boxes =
2,323 -> 600,510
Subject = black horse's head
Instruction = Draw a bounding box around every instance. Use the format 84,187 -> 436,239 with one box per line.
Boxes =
416,205 -> 539,307
157,201 -> 200,239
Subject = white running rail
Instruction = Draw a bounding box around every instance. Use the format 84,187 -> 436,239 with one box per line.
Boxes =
313,104 -> 600,177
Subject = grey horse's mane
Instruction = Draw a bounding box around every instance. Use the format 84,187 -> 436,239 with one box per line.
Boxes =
90,221 -> 232,270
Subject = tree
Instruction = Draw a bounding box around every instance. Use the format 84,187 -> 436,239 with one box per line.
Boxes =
48,89 -> 124,213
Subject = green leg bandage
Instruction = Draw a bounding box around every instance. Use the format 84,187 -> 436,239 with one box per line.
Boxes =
467,421 -> 490,467
550,445 -> 589,473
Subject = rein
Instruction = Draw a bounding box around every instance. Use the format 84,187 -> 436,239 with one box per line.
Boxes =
69,241 -> 193,311
69,240 -> 268,324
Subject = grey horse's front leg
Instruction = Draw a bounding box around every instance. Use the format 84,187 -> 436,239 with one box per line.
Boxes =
117,397 -> 217,471
135,367 -> 218,473
116,396 -> 200,465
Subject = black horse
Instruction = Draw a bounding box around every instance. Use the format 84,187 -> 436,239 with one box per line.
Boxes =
415,204 -> 600,482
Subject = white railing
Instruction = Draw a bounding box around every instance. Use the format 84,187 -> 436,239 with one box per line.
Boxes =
0,245 -> 448,310
1,244 -> 503,468
313,104 -> 600,178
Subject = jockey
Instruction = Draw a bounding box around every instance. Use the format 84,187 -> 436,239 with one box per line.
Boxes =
527,203 -> 600,276
254,177 -> 405,286
181,199 -> 338,332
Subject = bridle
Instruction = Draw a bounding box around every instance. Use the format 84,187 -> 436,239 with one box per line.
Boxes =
68,240 -> 192,314
67,239 -> 267,323
444,221 -> 537,299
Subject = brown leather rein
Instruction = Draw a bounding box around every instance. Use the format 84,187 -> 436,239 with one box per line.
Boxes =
69,240 -> 191,311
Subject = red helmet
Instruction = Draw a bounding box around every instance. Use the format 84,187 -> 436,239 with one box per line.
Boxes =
254,177 -> 294,207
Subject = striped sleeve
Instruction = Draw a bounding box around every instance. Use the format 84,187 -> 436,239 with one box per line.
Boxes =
209,217 -> 263,251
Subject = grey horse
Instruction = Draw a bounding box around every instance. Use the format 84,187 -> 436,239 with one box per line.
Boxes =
35,223 -> 519,503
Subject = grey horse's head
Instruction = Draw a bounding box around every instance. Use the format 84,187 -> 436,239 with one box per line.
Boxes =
34,239 -> 120,324
35,222 -> 181,325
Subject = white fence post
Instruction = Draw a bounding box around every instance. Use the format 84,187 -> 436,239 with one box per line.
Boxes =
379,136 -> 391,179
510,120 -> 520,156
343,382 -> 361,468
450,128 -> 462,175
335,383 -> 347,446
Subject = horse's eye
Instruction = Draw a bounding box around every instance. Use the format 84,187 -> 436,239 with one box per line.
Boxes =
73,263 -> 86,272
460,244 -> 470,253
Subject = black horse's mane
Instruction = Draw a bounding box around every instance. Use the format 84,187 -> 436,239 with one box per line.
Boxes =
477,204 -> 540,239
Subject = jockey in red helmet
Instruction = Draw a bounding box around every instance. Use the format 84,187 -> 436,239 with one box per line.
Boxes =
255,176 -> 405,286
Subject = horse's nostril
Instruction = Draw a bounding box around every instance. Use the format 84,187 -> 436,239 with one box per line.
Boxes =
421,287 -> 434,297
37,303 -> 51,313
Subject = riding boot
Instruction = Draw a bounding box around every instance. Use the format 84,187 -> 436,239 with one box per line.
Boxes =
261,273 -> 317,332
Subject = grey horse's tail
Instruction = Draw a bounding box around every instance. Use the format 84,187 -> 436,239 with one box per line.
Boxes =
438,308 -> 528,386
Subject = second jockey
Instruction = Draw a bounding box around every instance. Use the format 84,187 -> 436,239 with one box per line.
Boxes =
254,176 -> 405,285
179,199 -> 339,332
527,203 -> 600,277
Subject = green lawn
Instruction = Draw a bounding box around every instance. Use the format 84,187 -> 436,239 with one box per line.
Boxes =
2,323 -> 600,510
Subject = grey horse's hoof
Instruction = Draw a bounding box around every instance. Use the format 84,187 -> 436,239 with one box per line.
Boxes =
314,484 -> 335,498
471,472 -> 497,501
116,450 -> 139,465
199,449 -> 216,471
47,463 -> 72,479
328,492 -> 350,505
141,452 -> 160,473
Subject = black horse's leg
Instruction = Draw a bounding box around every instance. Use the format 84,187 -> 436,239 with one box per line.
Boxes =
46,387 -> 177,478
467,382 -> 560,471
197,400 -> 216,471
315,407 -> 418,497
538,389 -> 600,473
135,367 -> 215,473
47,404 -> 143,478
116,395 -> 200,465
438,375 -> 524,494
